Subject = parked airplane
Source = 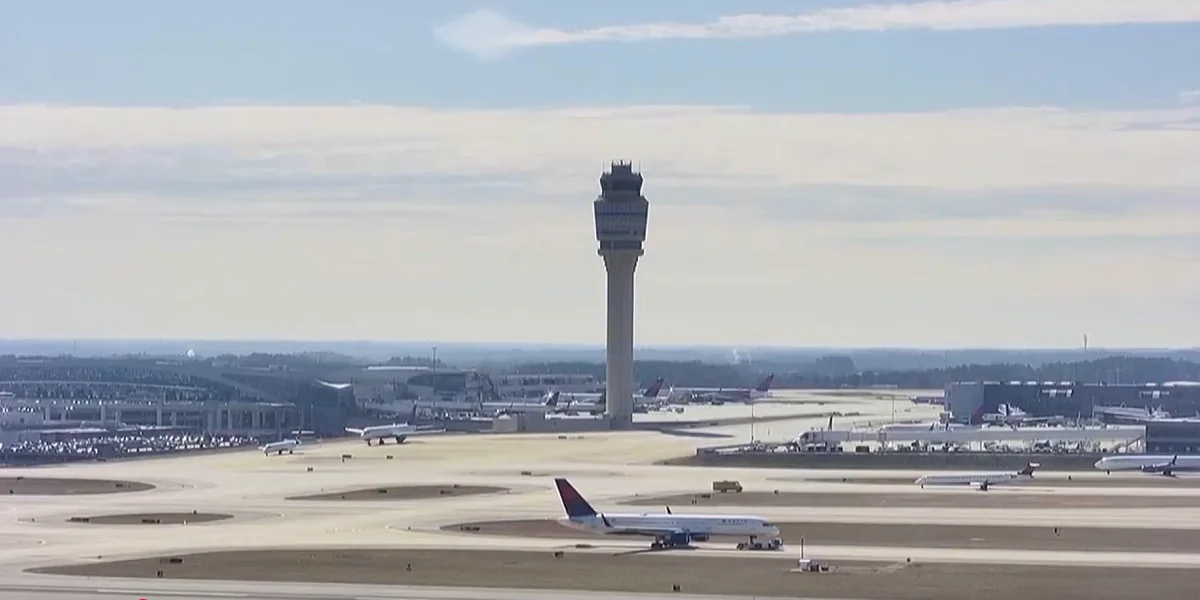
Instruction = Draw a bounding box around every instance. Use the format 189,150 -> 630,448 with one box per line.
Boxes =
345,405 -> 445,445
555,378 -> 667,415
553,478 -> 782,550
1094,454 -> 1200,475
489,390 -> 563,416
259,439 -> 301,456
908,395 -> 944,405
1094,405 -> 1200,425
678,374 -> 775,404
1093,405 -> 1170,424
981,404 -> 1061,426
914,463 -> 1040,491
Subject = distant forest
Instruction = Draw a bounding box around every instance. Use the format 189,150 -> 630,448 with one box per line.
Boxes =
509,356 -> 1200,390
4,339 -> 1200,371
4,349 -> 1200,390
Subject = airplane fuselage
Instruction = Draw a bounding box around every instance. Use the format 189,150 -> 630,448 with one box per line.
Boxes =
914,473 -> 1028,487
557,514 -> 778,539
1094,455 -> 1200,472
261,439 -> 300,455
357,424 -> 417,444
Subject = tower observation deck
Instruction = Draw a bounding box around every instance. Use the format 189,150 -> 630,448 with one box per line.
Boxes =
593,161 -> 649,429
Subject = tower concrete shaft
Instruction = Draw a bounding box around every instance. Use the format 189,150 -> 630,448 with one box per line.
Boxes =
593,161 -> 649,429
602,252 -> 639,427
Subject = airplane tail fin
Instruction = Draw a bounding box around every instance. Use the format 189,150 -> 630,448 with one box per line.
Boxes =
545,391 -> 561,407
554,478 -> 598,518
970,403 -> 988,425
1020,462 -> 1041,477
755,374 -> 775,393
643,377 -> 665,398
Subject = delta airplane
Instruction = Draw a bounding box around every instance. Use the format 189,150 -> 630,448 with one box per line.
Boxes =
345,405 -> 445,445
554,478 -> 782,550
1094,454 -> 1200,476
489,390 -> 564,416
555,378 -> 667,415
345,423 -> 445,445
259,438 -> 301,456
914,463 -> 1039,491
679,374 -> 775,404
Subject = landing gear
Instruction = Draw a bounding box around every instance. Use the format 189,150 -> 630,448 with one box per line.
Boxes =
650,532 -> 693,550
736,536 -> 784,551
394,435 -> 406,444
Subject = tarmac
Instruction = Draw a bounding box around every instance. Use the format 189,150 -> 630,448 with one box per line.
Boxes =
3,390 -> 1199,600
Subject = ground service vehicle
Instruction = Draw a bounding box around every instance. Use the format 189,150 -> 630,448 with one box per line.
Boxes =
713,480 -> 743,493
737,537 -> 784,551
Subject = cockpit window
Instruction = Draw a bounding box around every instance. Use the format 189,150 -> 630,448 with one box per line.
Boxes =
762,522 -> 774,527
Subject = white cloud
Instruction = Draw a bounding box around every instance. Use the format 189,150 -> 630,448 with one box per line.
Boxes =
436,0 -> 1200,58
3,103 -> 1199,202
2,102 -> 1199,345
1183,90 -> 1200,103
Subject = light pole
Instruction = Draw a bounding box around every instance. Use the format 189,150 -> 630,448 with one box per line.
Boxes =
750,400 -> 756,443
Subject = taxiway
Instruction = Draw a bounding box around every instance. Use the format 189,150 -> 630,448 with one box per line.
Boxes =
3,392 -> 1198,599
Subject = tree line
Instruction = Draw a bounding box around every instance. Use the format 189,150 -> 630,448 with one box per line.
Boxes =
507,356 -> 1200,389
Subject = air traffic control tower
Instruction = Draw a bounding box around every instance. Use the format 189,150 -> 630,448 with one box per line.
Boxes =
593,161 -> 649,429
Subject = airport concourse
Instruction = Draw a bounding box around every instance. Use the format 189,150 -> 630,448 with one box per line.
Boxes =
5,387 -> 1200,600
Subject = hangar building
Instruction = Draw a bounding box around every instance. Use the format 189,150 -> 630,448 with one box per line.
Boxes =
945,381 -> 1200,424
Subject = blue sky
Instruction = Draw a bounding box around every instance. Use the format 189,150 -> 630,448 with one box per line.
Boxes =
1,0 -> 1200,347
4,0 -> 1198,110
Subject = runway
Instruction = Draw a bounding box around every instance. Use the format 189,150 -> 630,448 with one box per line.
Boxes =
2,392 -> 1197,599
0,579 -> 780,600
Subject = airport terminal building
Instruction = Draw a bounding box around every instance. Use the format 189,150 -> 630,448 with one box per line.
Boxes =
0,360 -> 350,438
945,381 -> 1200,424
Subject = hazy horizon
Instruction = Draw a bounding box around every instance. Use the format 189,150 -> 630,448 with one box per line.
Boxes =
2,337 -> 1194,352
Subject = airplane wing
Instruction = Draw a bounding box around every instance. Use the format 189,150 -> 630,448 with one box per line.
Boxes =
1142,457 -> 1177,473
609,528 -> 686,537
592,513 -> 684,537
405,429 -> 447,437
603,524 -> 685,537
344,427 -> 365,435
